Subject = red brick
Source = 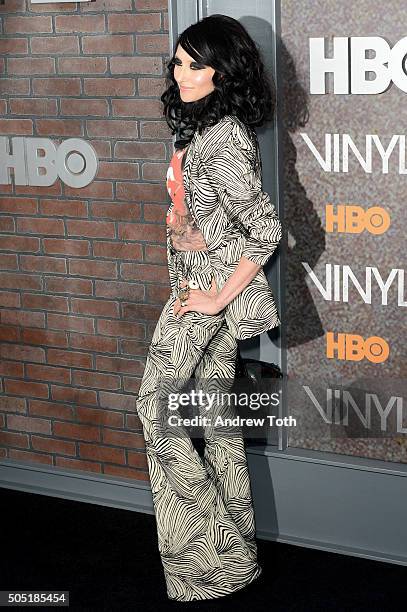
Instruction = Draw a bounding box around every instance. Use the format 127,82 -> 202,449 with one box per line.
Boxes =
110,56 -> 161,75
56,457 -> 101,472
97,318 -> 146,340
82,34 -> 134,55
142,162 -> 167,180
0,396 -> 26,414
31,36 -> 80,55
108,13 -> 161,33
69,259 -> 117,279
0,360 -> 24,378
0,255 -> 19,272
36,119 -> 83,137
91,201 -> 141,220
112,98 -> 162,118
53,421 -> 100,442
71,298 -> 119,318
0,198 -> 37,215
51,386 -> 98,406
0,295 -> 18,317
135,0 -> 167,8
22,328 -> 68,348
99,391 -> 137,411
114,140 -> 166,160
0,431 -> 29,448
43,239 -> 90,257
22,293 -> 69,312
26,363 -> 71,385
94,280 -> 145,301
122,302 -> 163,321
58,57 -> 108,75
82,0 -> 132,11
66,220 -> 115,239
136,34 -> 168,54
55,15 -> 105,34
1,309 -> 45,328
121,262 -> 168,284
104,465 -> 149,480
118,221 -> 164,241
87,119 -> 138,139
1,343 -> 45,363
48,349 -> 93,370
0,38 -> 28,54
103,428 -> 144,448
95,356 -> 145,375
84,78 -> 135,96
0,79 -> 29,95
128,450 -> 148,469
4,16 -> 53,34
69,333 -> 118,354
60,98 -> 108,117
93,242 -> 143,261
8,57 -> 55,75
72,370 -> 121,390
32,78 -> 81,96
8,449 -> 52,465
9,98 -> 58,116
47,313 -> 95,334
76,406 -> 124,428
140,120 -> 172,139
20,255 -> 67,274
15,182 -> 62,197
0,325 -> 21,342
0,119 -> 33,135
121,339 -> 150,358
138,77 -> 166,97
29,399 -> 75,420
79,442 -> 125,464
5,379 -> 49,399
88,140 -> 111,158
16,217 -> 65,235
7,414 -> 51,434
64,182 -> 113,200
45,277 -> 93,295
40,200 -> 88,217
0,235 -> 40,252
96,162 -> 139,181
31,435 -> 76,456
0,272 -> 41,291
116,182 -> 167,202
0,217 -> 15,232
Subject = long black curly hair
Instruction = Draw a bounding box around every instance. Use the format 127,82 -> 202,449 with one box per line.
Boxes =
161,14 -> 276,148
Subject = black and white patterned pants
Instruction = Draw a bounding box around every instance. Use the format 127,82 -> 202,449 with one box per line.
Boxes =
135,248 -> 262,602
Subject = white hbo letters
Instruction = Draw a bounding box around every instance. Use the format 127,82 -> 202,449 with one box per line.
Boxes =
0,137 -> 99,188
309,36 -> 407,94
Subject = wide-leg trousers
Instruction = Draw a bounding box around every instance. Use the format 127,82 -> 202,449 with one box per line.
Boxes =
135,248 -> 262,602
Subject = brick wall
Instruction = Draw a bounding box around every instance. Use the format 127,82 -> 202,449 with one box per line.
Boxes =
0,0 -> 173,481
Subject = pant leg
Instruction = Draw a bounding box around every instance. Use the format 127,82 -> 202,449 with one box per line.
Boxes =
135,256 -> 262,602
193,326 -> 260,562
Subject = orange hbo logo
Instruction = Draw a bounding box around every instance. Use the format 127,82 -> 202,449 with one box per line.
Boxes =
326,204 -> 390,234
326,332 -> 389,362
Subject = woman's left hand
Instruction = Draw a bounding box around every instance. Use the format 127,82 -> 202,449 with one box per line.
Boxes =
174,278 -> 223,318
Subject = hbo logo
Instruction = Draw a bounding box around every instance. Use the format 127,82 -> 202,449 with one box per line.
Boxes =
0,137 -> 99,188
310,36 -> 407,94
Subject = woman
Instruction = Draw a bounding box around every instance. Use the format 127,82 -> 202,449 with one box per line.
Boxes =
135,14 -> 282,602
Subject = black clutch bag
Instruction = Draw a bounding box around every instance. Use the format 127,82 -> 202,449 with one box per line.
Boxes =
231,347 -> 283,446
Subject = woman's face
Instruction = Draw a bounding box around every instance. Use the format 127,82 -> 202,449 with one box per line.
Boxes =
173,44 -> 216,102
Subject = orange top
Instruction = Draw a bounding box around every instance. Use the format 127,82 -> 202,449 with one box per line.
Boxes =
166,147 -> 208,251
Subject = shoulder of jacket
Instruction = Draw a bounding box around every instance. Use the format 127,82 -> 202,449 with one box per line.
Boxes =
197,115 -> 256,159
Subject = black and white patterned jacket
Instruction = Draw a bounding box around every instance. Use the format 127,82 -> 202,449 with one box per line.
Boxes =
166,114 -> 282,340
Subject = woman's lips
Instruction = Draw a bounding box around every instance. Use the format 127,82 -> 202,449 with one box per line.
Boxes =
180,86 -> 193,91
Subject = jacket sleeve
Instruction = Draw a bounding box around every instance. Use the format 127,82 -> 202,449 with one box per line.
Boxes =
200,131 -> 282,267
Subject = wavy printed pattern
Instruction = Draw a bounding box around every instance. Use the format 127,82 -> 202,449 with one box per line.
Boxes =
135,250 -> 262,602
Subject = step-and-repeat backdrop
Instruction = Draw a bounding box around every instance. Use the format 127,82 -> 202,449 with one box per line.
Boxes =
281,0 -> 406,462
